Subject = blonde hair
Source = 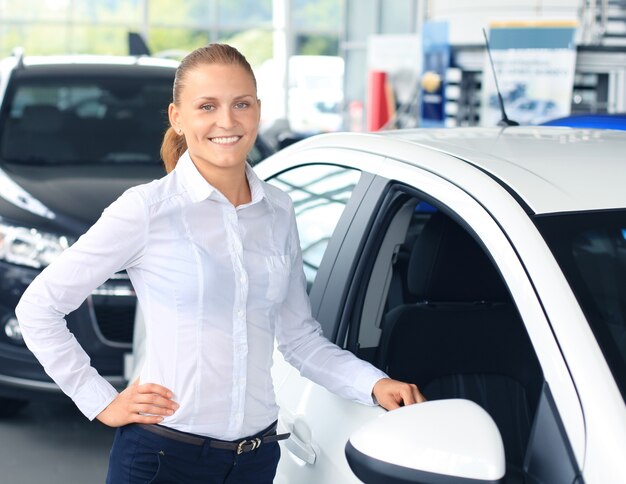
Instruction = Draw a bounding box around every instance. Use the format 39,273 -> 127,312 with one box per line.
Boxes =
160,44 -> 257,173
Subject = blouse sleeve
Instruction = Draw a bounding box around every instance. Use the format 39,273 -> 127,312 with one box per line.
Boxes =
274,203 -> 388,405
15,188 -> 148,420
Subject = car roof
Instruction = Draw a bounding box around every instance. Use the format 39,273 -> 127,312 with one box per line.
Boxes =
1,54 -> 178,76
286,127 -> 626,215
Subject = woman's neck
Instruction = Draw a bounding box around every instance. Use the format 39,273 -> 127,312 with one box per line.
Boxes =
193,160 -> 251,207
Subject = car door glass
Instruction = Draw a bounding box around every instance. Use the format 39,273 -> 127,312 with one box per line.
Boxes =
536,210 -> 626,402
267,164 -> 361,290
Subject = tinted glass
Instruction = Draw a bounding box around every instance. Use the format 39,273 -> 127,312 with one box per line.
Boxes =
267,164 -> 361,289
536,210 -> 626,401
0,75 -> 172,164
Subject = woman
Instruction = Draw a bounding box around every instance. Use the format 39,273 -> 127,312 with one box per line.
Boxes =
16,44 -> 425,483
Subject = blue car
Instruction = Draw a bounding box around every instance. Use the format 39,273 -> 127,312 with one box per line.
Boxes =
542,113 -> 626,130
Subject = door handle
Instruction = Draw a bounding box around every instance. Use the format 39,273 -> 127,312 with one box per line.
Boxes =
285,417 -> 317,464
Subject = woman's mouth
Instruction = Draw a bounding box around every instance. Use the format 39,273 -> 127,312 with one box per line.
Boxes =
209,136 -> 242,145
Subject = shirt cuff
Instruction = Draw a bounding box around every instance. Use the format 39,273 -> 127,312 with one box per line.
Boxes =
354,366 -> 389,406
73,376 -> 119,421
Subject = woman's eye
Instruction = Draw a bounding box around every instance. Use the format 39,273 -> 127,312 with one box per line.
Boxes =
201,104 -> 215,112
234,102 -> 249,109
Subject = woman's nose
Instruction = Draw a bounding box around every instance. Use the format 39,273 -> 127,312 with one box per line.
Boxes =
216,108 -> 236,129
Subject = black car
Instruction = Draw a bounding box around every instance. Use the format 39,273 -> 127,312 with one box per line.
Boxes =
0,51 -> 273,417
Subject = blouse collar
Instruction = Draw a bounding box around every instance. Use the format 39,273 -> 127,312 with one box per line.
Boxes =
176,150 -> 266,206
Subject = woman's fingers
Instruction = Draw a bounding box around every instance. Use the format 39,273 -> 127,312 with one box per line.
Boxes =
131,413 -> 166,425
132,403 -> 176,416
96,382 -> 179,427
132,391 -> 179,410
136,383 -> 174,399
413,385 -> 427,403
129,385 -> 179,416
372,378 -> 427,411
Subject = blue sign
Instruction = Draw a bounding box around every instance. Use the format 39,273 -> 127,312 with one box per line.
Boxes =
420,21 -> 450,128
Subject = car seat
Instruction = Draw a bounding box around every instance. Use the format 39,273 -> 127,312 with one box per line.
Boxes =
376,211 -> 543,481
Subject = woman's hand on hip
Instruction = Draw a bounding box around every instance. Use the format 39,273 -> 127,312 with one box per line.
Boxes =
372,377 -> 426,410
96,381 -> 179,427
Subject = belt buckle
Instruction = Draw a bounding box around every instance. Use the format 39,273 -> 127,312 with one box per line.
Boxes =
236,437 -> 262,454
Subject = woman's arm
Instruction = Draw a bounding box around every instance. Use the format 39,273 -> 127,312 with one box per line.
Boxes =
275,205 -> 425,409
15,188 -> 177,423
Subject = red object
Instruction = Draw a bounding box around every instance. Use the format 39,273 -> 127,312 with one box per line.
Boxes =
367,70 -> 390,131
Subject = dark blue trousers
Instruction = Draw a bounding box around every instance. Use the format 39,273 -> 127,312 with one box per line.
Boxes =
106,422 -> 281,484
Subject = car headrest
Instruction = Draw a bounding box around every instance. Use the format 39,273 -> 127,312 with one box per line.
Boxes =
20,105 -> 64,133
407,212 -> 509,302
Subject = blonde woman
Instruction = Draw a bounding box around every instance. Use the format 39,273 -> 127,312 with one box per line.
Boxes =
16,44 -> 424,483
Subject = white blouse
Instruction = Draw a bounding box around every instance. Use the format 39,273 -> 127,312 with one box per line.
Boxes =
15,151 -> 387,440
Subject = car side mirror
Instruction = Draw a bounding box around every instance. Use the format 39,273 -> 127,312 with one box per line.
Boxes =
345,399 -> 505,484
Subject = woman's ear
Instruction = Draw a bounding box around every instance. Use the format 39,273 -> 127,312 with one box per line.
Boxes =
168,103 -> 181,133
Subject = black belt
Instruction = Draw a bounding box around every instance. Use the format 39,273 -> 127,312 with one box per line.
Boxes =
137,422 -> 291,455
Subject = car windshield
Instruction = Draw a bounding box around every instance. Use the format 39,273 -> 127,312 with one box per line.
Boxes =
536,209 -> 626,401
0,74 -> 173,164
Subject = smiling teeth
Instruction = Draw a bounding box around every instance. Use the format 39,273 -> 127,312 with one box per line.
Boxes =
211,136 -> 240,144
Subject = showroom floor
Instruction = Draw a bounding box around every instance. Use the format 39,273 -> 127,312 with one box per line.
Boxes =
0,400 -> 114,483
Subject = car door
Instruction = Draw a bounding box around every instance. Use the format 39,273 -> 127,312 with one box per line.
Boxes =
336,156 -> 586,483
258,146 -> 586,483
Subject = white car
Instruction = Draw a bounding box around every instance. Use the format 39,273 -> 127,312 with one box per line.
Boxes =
251,127 -> 626,484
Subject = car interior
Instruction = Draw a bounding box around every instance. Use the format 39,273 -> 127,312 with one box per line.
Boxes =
356,197 -> 544,482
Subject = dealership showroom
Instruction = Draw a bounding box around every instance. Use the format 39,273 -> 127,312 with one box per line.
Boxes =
1,1 -> 626,483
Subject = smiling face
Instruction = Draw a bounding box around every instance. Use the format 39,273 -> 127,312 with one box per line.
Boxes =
168,63 -> 260,173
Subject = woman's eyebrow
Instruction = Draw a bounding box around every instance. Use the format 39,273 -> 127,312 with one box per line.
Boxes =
193,94 -> 255,102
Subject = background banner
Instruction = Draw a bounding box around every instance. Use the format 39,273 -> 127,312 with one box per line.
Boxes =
480,21 -> 577,127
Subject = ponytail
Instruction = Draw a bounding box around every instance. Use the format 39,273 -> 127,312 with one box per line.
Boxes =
161,126 -> 187,173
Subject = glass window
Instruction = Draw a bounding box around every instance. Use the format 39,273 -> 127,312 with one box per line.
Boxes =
218,0 -> 272,28
267,164 -> 361,289
147,0 -> 204,25
0,74 -> 173,164
293,0 -> 344,31
536,209 -> 626,402
70,26 -> 137,55
380,0 -> 414,34
2,0 -> 70,21
72,0 -> 142,24
1,25 -> 71,56
148,28 -> 210,56
295,34 -> 340,56
218,29 -> 274,67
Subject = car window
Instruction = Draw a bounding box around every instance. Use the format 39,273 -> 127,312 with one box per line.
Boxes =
267,164 -> 361,290
0,75 -> 172,164
536,209 -> 626,402
349,190 -> 544,478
